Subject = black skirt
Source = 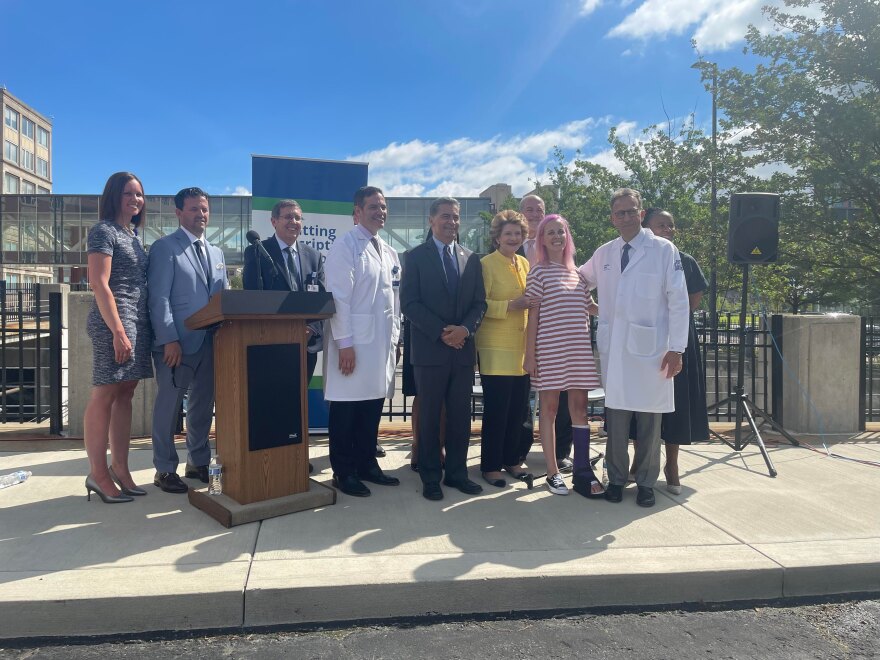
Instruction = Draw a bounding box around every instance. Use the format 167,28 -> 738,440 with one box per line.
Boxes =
661,318 -> 710,444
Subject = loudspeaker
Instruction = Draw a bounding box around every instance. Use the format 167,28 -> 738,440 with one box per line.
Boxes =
728,192 -> 779,264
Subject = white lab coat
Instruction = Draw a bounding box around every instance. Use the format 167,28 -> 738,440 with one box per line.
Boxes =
323,227 -> 401,401
580,228 -> 690,412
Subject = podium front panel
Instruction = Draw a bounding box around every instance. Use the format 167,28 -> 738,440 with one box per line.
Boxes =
246,343 -> 303,451
213,318 -> 310,504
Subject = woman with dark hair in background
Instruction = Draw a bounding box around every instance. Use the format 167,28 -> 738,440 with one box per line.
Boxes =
476,210 -> 536,487
83,172 -> 153,503
641,208 -> 710,493
524,214 -> 603,497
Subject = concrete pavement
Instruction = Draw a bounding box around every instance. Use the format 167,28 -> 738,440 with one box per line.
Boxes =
0,423 -> 878,639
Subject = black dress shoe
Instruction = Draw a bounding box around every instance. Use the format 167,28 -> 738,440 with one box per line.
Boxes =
604,483 -> 623,503
442,478 -> 483,495
358,467 -> 400,486
184,463 -> 209,483
636,486 -> 655,507
423,482 -> 443,501
332,474 -> 371,497
375,445 -> 386,457
154,471 -> 188,494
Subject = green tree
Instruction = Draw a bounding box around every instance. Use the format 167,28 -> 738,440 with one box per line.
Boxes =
696,0 -> 880,310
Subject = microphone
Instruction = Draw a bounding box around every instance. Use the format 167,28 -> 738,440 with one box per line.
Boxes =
246,230 -> 279,284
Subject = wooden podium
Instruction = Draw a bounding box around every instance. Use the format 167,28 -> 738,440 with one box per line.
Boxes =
184,290 -> 337,526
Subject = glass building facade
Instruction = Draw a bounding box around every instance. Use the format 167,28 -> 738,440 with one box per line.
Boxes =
0,194 -> 492,280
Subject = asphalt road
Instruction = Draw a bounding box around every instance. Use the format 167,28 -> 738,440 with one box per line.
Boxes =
2,599 -> 878,659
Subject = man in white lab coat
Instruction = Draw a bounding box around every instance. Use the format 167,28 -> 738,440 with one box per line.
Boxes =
323,186 -> 402,497
580,188 -> 690,507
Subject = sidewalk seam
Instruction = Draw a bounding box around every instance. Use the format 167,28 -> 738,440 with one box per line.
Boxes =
674,499 -> 788,569
242,520 -> 262,627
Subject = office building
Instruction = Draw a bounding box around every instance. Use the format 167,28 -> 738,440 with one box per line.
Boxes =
0,193 -> 492,284
2,89 -> 53,284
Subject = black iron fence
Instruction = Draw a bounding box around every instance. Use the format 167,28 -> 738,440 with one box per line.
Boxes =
383,312 -> 780,424
695,311 -> 776,421
0,282 -> 64,430
863,317 -> 880,425
0,286 -> 872,431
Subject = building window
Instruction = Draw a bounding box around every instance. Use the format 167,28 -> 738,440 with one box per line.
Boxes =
22,117 -> 35,140
22,149 -> 35,171
22,180 -> 36,195
37,157 -> 49,178
37,126 -> 49,147
38,186 -> 50,194
4,173 -> 20,193
4,107 -> 19,131
4,140 -> 19,164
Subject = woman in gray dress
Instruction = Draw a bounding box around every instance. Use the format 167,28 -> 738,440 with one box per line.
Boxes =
84,172 -> 153,503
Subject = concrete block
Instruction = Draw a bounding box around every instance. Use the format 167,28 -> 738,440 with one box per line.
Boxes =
67,292 -> 157,438
779,314 -> 861,433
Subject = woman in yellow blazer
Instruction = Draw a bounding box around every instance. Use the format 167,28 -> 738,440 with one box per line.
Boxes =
476,211 -> 537,487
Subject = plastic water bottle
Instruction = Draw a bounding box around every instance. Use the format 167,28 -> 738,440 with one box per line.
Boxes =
208,456 -> 223,495
601,459 -> 608,487
0,470 -> 32,490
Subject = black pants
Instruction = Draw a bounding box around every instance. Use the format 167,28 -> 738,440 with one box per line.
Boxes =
414,363 -> 473,486
306,351 -> 318,385
480,374 -> 530,472
328,398 -> 383,478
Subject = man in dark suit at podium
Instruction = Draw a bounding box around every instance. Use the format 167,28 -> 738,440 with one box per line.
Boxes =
243,199 -> 325,383
401,197 -> 487,501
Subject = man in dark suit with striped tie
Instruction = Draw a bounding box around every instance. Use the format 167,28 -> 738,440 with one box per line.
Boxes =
242,199 -> 325,382
401,197 -> 487,501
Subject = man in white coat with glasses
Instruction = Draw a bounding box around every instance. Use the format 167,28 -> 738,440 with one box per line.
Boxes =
323,185 -> 401,497
580,188 -> 689,508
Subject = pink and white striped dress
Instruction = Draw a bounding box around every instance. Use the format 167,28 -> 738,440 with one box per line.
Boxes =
526,262 -> 600,391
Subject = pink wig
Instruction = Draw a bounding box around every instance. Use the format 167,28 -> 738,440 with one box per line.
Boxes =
535,214 -> 576,270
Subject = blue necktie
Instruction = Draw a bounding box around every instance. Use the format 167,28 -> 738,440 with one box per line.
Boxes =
194,240 -> 211,284
443,244 -> 459,296
621,243 -> 631,272
284,246 -> 301,290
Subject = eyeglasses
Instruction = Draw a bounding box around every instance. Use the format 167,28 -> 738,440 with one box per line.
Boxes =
276,214 -> 302,222
613,209 -> 642,219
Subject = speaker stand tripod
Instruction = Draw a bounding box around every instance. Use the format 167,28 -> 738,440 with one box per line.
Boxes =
706,264 -> 799,477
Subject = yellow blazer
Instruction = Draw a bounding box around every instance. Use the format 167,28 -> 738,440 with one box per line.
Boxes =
476,250 -> 529,376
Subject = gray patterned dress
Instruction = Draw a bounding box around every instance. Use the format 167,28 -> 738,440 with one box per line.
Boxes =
87,221 -> 153,385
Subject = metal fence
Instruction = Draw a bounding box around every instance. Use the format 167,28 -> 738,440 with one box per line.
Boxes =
863,317 -> 880,425
696,311 -> 776,421
0,282 -> 63,430
382,312 -> 779,424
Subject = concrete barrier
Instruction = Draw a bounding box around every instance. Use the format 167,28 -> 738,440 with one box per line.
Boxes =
67,292 -> 157,438
779,314 -> 861,434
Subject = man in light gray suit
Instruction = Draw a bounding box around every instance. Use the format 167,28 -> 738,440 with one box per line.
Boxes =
147,187 -> 228,493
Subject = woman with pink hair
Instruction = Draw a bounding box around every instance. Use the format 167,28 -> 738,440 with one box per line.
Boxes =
524,215 -> 603,497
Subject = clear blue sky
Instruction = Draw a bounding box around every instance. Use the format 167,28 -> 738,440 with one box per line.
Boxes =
2,0 -> 768,197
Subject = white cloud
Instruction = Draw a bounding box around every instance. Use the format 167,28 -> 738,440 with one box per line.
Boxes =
579,0 -> 603,16
605,0 -> 781,52
223,185 -> 251,196
692,0 -> 768,50
349,118 -> 607,197
608,0 -> 715,41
